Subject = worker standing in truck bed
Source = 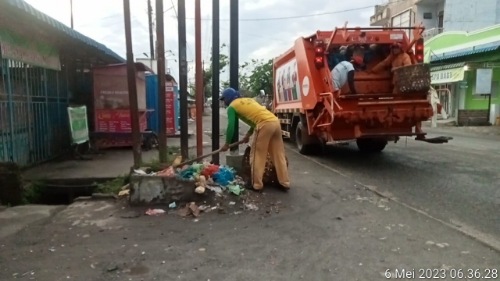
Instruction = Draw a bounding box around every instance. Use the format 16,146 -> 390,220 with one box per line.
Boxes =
219,87 -> 291,191
371,42 -> 412,73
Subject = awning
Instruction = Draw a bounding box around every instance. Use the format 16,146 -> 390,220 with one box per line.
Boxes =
430,45 -> 500,62
430,66 -> 465,84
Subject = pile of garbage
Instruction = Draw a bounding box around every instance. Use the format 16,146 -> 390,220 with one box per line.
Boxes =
133,160 -> 246,197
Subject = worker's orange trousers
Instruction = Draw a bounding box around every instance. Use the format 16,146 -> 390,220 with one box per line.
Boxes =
249,120 -> 290,190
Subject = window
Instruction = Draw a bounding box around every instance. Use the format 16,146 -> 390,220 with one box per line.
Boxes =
423,12 -> 432,19
391,10 -> 414,40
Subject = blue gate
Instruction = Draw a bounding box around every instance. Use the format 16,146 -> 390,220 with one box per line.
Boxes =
0,58 -> 71,167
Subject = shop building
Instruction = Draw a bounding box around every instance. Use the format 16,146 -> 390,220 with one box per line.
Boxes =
424,24 -> 500,126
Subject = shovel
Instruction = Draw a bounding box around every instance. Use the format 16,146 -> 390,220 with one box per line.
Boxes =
172,140 -> 245,168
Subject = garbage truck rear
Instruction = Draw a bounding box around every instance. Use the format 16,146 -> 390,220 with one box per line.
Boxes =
272,25 -> 451,154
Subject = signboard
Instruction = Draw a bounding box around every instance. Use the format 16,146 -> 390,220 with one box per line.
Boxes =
67,106 -> 89,144
165,82 -> 177,134
430,67 -> 465,84
0,30 -> 61,70
275,58 -> 301,102
95,109 -> 147,133
475,68 -> 493,95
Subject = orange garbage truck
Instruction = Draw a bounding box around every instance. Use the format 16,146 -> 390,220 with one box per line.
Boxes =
272,25 -> 451,154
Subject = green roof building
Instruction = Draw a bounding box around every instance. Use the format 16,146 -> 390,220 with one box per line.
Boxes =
424,24 -> 500,126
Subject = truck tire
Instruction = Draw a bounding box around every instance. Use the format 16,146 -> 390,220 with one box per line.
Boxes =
295,121 -> 320,155
356,138 -> 387,153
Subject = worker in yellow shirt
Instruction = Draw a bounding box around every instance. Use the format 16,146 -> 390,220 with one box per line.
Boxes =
219,87 -> 290,191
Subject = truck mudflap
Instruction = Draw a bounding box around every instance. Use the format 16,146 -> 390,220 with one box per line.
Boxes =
415,135 -> 453,144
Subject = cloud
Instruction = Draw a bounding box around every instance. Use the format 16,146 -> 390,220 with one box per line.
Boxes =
24,0 -> 380,81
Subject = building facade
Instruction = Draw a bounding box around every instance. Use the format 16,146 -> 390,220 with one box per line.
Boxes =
424,24 -> 500,126
0,0 -> 124,167
370,0 -> 500,40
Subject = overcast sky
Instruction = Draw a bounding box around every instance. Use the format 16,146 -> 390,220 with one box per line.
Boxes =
24,0 -> 384,82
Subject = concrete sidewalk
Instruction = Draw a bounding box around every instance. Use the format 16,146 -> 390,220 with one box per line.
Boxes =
23,112 -> 226,181
423,120 -> 500,137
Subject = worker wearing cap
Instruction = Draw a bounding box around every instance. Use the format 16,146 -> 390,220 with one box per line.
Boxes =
371,42 -> 412,73
331,55 -> 363,95
219,87 -> 290,191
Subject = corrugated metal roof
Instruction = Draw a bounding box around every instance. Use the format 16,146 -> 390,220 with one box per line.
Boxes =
430,62 -> 466,72
4,0 -> 125,63
430,45 -> 500,62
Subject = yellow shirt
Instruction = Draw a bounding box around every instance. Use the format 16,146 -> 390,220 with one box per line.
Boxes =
225,97 -> 277,143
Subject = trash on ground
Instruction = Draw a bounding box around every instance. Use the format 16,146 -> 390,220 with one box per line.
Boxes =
244,203 -> 259,211
178,202 -> 201,218
145,209 -> 166,216
228,184 -> 244,196
168,202 -> 177,209
118,189 -> 129,197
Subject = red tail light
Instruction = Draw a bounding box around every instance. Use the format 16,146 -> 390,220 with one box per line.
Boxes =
314,42 -> 325,68
415,38 -> 424,63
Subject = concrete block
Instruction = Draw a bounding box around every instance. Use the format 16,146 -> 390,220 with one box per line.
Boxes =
129,175 -> 195,206
226,153 -> 244,174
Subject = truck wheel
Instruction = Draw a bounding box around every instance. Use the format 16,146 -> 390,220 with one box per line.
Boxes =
295,121 -> 320,155
356,138 -> 387,153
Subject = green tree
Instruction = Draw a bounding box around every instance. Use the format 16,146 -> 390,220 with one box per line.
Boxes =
203,43 -> 229,99
239,58 -> 273,97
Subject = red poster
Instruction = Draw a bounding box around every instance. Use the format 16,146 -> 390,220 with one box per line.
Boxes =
165,83 -> 176,135
95,109 -> 147,133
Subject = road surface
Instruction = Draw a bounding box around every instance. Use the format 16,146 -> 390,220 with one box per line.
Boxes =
296,127 -> 500,249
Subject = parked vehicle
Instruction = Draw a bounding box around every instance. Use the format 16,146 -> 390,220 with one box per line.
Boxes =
271,25 -> 451,154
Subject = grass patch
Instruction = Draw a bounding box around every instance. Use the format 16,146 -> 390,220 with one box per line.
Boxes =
141,146 -> 182,171
94,175 -> 128,195
22,180 -> 46,204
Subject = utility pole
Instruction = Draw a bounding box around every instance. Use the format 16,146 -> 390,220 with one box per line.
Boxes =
123,0 -> 142,168
195,0 -> 203,157
211,0 -> 220,164
148,0 -> 155,59
178,0 -> 189,160
70,0 -> 74,29
229,0 -> 239,154
156,0 -> 167,163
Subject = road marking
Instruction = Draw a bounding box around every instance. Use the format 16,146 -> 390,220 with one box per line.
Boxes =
286,146 -> 500,253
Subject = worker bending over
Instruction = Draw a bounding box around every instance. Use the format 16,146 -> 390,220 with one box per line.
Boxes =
219,87 -> 290,191
331,55 -> 364,95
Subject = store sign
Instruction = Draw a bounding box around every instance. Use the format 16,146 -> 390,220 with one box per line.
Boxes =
67,106 -> 89,145
165,82 -> 177,135
0,38 -> 61,71
475,68 -> 493,95
430,67 -> 465,84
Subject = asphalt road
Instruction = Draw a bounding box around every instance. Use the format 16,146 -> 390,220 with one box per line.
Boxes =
295,127 -> 500,248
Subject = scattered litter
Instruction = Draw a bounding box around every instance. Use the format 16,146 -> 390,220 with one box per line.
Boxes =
118,189 -> 130,197
145,209 -> 166,216
195,186 -> 206,194
425,241 -> 435,245
157,166 -> 175,177
228,184 -> 244,196
133,169 -> 148,175
244,203 -> 259,211
198,205 -> 210,211
199,248 -> 206,252
178,202 -> 201,218
206,186 -> 223,194
169,202 -> 177,209
229,201 -> 236,206
48,247 -> 56,252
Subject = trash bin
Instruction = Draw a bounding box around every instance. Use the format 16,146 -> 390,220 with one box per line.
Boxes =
241,145 -> 289,186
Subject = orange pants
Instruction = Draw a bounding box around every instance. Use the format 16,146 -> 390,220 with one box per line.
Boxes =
249,120 -> 290,190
